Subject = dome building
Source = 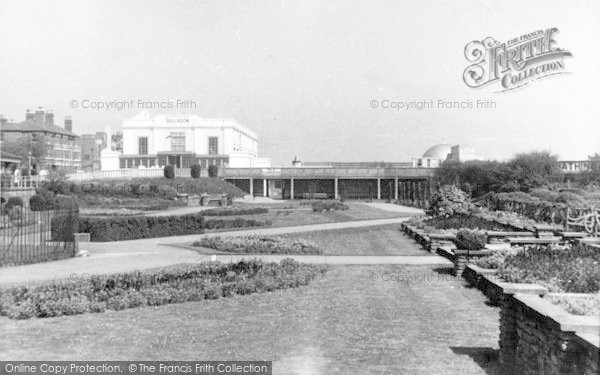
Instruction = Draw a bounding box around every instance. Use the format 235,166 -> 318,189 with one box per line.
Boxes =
413,143 -> 483,167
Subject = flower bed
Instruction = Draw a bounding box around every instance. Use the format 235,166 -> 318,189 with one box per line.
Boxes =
473,247 -> 521,269
193,235 -> 322,255
311,200 -> 349,212
0,259 -> 326,319
546,293 -> 600,318
421,213 -> 513,231
496,244 -> 600,293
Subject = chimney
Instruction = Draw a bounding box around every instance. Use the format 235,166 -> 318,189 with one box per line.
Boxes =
34,107 -> 45,123
45,110 -> 54,126
64,116 -> 73,133
25,109 -> 35,121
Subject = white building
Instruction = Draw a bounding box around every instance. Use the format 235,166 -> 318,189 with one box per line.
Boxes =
412,143 -> 484,167
118,111 -> 271,169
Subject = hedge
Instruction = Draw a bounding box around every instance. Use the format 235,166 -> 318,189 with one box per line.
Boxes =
0,259 -> 327,319
201,207 -> 269,216
75,214 -> 272,241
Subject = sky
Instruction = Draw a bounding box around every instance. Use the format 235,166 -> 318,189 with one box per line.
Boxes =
1,0 -> 599,165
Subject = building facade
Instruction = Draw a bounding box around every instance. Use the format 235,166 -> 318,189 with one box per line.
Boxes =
77,132 -> 107,172
0,108 -> 80,171
118,111 -> 270,169
412,143 -> 484,167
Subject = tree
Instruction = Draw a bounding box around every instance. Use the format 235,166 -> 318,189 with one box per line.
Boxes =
508,151 -> 559,190
208,165 -> 218,178
2,133 -> 50,171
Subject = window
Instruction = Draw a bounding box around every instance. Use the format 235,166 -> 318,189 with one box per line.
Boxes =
209,137 -> 218,155
170,132 -> 185,152
138,137 -> 148,155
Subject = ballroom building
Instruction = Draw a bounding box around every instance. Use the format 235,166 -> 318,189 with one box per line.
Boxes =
118,111 -> 271,169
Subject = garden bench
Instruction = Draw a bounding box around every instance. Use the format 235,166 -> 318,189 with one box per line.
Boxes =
301,193 -> 329,199
176,193 -> 190,204
508,237 -> 561,245
200,194 -> 228,207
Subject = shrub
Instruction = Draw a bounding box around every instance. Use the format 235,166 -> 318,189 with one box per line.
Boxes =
554,192 -> 588,207
191,164 -> 201,179
474,247 -> 522,269
429,185 -> 471,217
311,200 -> 348,212
30,188 -> 57,211
547,294 -> 600,318
208,165 -> 219,178
455,228 -> 487,250
529,188 -> 558,202
497,244 -> 600,293
163,165 -> 175,179
558,188 -> 587,196
3,196 -> 23,214
0,259 -> 327,319
193,235 -> 322,254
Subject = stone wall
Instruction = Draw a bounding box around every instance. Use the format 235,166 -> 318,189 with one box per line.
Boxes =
501,293 -> 599,375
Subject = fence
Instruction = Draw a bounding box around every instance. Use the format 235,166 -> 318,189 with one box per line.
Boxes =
1,174 -> 48,189
67,168 -> 194,180
0,206 -> 78,266
485,196 -> 600,236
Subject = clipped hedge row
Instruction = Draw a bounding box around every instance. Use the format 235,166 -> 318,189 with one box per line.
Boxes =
74,213 -> 272,241
201,207 -> 269,216
0,259 -> 327,319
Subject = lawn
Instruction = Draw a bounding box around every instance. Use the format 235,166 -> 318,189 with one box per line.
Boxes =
190,225 -> 428,256
229,202 -> 416,228
0,265 -> 499,374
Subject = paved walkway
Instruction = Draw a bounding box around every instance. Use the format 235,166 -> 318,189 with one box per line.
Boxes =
0,214 -> 450,286
363,202 -> 425,215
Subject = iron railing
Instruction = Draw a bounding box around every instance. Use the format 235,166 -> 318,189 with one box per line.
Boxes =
0,207 -> 78,266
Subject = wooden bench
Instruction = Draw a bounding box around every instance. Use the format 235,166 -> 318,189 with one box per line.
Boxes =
200,194 -> 228,207
508,237 -> 562,245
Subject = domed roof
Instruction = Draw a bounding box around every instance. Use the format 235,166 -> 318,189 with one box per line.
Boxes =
422,143 -> 452,159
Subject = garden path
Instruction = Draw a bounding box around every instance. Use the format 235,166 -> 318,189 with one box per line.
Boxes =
0,216 -> 454,285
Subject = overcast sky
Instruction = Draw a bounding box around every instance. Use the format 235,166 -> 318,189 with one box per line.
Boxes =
1,0 -> 599,165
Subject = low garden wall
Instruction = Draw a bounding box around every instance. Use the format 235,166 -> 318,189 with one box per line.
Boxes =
463,264 -> 599,375
504,294 -> 599,375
